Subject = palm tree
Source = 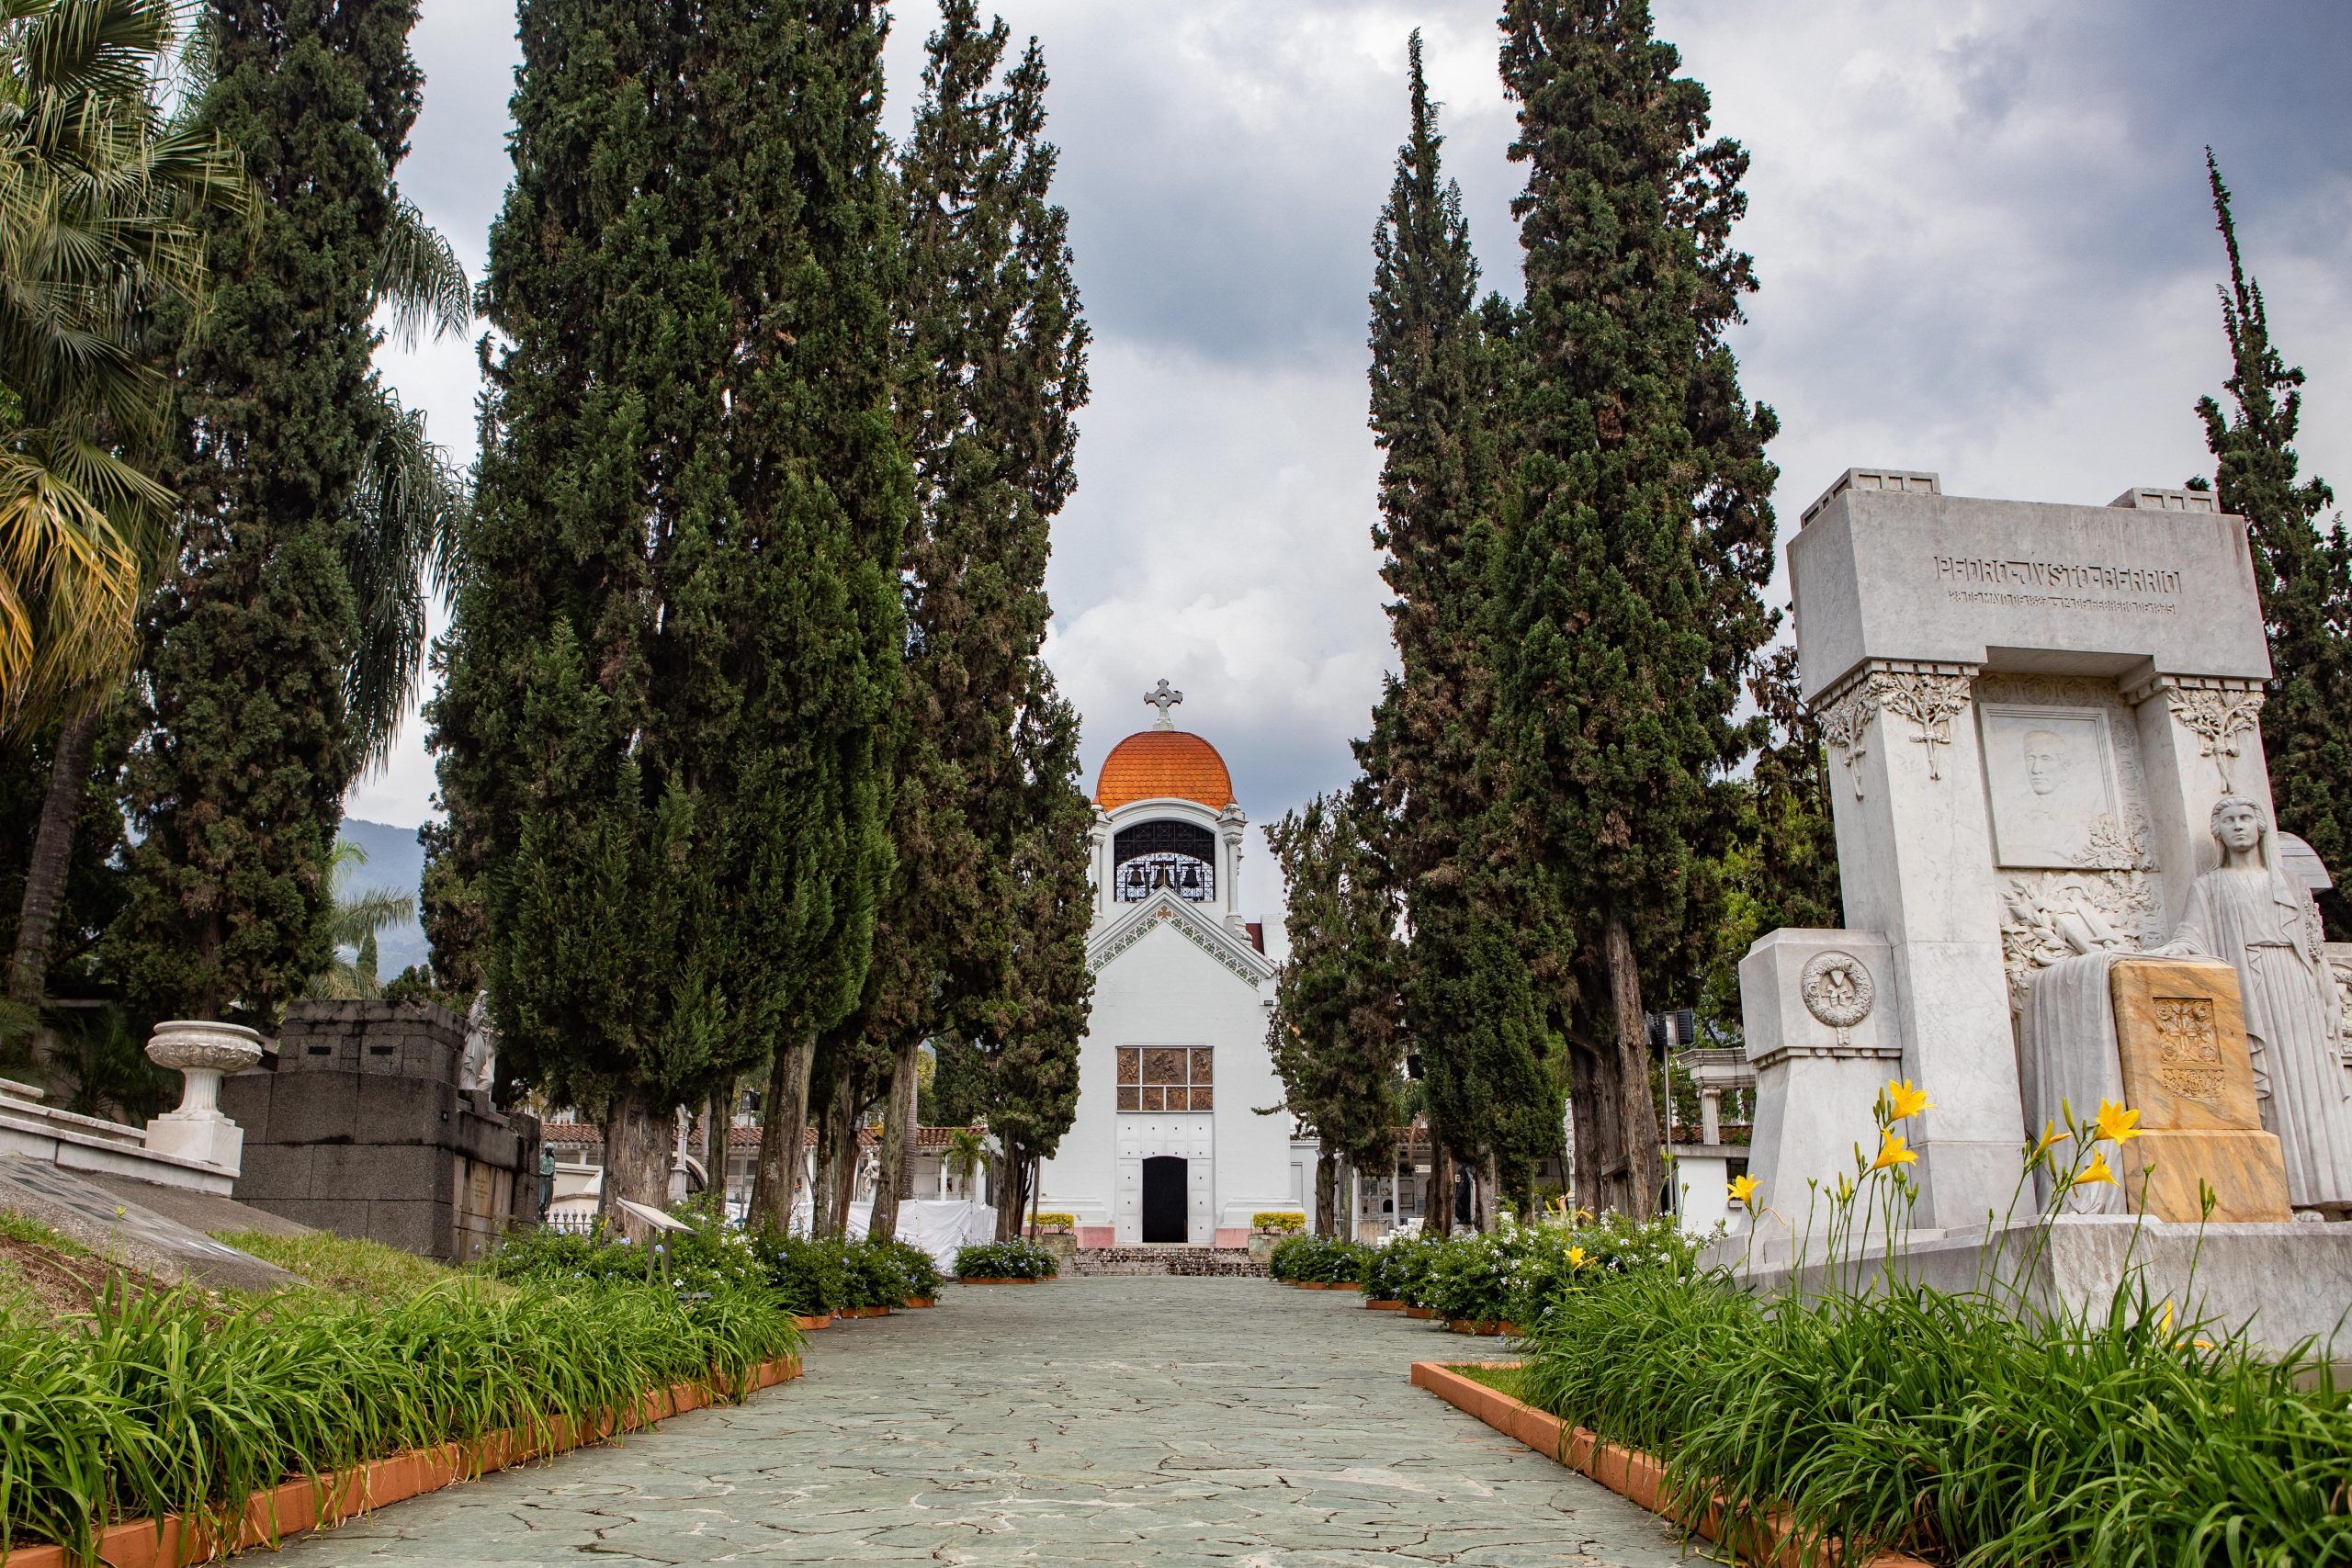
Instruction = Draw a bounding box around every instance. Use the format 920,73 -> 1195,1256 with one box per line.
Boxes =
305,840 -> 413,1000
0,0 -> 247,730
0,0 -> 246,1015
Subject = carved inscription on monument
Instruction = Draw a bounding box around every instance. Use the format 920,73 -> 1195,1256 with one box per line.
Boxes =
2152,997 -> 2225,1103
1932,554 -> 2184,614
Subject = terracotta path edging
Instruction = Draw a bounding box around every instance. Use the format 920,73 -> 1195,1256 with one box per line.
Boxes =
0,1354 -> 803,1568
1409,1362 -> 1933,1568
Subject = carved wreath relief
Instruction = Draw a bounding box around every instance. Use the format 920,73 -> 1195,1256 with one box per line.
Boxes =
1801,950 -> 1875,1048
2151,996 -> 2225,1102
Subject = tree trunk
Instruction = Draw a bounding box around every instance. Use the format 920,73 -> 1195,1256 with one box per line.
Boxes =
602,1088 -> 673,1243
704,1078 -> 731,1216
868,1038 -> 918,1243
8,705 -> 102,1009
1314,1147 -> 1338,1237
1483,1149 -> 1502,1229
749,1034 -> 815,1232
1603,908 -> 1665,1219
1427,1142 -> 1453,1235
818,1071 -> 859,1238
992,1141 -> 1024,1239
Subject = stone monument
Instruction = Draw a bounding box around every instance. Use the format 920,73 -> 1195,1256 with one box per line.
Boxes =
1741,469 -> 2352,1229
221,1000 -> 543,1260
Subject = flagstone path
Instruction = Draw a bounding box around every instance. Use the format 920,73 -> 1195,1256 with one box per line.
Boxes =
278,1275 -> 1708,1565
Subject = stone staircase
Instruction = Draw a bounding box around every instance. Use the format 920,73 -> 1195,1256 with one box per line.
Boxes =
1068,1245 -> 1265,1278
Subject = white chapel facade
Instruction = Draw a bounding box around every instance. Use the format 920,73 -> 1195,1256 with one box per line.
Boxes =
1036,681 -> 1314,1247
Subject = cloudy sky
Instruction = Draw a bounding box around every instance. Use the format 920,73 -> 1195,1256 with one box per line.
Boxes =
353,0 -> 2352,919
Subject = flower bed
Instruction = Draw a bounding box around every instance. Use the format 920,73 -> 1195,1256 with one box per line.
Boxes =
951,1239 -> 1057,1280
1505,1084 -> 2352,1564
0,1274 -> 799,1561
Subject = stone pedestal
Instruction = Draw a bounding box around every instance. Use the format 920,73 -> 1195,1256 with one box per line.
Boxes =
142,1021 -> 265,1173
2109,957 -> 2290,1223
1737,929 -> 1902,1235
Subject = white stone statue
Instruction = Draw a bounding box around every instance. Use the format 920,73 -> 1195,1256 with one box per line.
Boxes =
2159,795 -> 2352,1215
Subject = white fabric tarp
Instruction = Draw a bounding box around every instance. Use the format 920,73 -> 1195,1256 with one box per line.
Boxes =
782,1198 -> 994,1271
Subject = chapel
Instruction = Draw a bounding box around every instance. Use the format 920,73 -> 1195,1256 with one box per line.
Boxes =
1035,681 -> 1316,1247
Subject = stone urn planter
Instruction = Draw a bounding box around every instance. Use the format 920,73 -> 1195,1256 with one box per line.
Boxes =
143,1020 -> 265,1170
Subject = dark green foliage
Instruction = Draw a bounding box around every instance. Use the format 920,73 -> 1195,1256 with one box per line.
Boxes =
853,1 -> 1091,1236
980,667 -> 1093,1235
1488,0 -> 1777,1214
0,711 -> 130,1013
2197,152 -> 2352,938
1355,37 -> 1550,1216
1516,1267 -> 2351,1566
431,0 -> 909,1200
112,0 -> 427,1025
1265,793 -> 1404,1180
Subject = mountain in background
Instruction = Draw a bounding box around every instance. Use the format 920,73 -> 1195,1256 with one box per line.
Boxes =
337,818 -> 428,979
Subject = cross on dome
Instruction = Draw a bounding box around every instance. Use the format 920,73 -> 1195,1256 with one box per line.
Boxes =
1144,678 -> 1183,729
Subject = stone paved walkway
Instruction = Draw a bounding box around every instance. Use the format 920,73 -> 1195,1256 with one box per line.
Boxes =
278,1277 -> 1707,1565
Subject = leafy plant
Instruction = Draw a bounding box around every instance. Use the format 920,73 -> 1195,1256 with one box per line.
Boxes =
1266,1234 -> 1370,1284
1250,1211 -> 1306,1234
952,1239 -> 1057,1280
0,1272 -> 798,1555
1030,1213 -> 1075,1230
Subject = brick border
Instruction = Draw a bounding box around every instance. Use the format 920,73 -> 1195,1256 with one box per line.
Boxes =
0,1355 -> 803,1568
1410,1362 -> 1931,1568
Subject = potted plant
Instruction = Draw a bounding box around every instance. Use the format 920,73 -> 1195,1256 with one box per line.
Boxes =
1247,1210 -> 1305,1266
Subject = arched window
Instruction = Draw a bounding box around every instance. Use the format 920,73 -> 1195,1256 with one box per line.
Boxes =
1112,819 -> 1216,902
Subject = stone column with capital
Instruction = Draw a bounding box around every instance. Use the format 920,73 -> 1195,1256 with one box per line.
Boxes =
1218,806 -> 1248,932
1817,660 -> 2022,1226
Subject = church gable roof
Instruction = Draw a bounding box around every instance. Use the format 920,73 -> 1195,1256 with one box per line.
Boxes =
1088,889 -> 1274,988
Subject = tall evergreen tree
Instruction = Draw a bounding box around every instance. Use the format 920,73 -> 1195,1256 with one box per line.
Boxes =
861,1 -> 1088,1242
435,0 -> 907,1234
2197,152 -> 2352,938
1265,792 -> 1403,1236
111,0 -> 430,1026
984,664 -> 1091,1238
1490,0 -> 1777,1217
1358,38 -> 1555,1226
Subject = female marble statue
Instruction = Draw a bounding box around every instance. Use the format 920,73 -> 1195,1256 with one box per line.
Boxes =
2161,795 -> 2352,1215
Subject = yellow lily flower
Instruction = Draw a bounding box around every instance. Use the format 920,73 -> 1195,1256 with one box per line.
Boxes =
1883,1078 -> 1933,1122
1869,1134 -> 1917,1172
2075,1151 -> 2117,1188
1567,1245 -> 1591,1270
2031,1121 -> 2064,1159
2095,1100 -> 2143,1145
1728,1175 -> 1759,1210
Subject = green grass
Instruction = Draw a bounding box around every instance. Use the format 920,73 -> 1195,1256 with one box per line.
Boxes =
209,1229 -> 463,1299
1453,1361 -> 1528,1401
0,1211 -> 86,1257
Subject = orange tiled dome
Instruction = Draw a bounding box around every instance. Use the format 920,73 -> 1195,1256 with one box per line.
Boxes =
1095,730 -> 1237,811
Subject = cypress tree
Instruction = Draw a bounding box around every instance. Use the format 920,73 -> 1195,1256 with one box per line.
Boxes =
433,0 -> 907,1233
1265,792 -> 1403,1237
984,663 -> 1091,1239
112,0 -> 427,1025
861,1 -> 1089,1242
2197,152 -> 2352,937
1358,38 -> 1555,1227
1490,0 -> 1777,1217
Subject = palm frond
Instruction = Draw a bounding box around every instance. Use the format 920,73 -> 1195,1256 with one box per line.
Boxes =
371,195 -> 469,347
341,384 -> 469,772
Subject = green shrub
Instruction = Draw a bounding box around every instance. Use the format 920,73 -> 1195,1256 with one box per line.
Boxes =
952,1239 -> 1057,1280
1030,1213 -> 1076,1229
1250,1211 -> 1305,1234
0,1274 -> 798,1556
489,1210 -> 769,1300
756,1234 -> 852,1314
885,1240 -> 943,1300
1265,1233 -> 1370,1283
1360,1228 -> 1444,1302
1382,1214 -> 1696,1325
